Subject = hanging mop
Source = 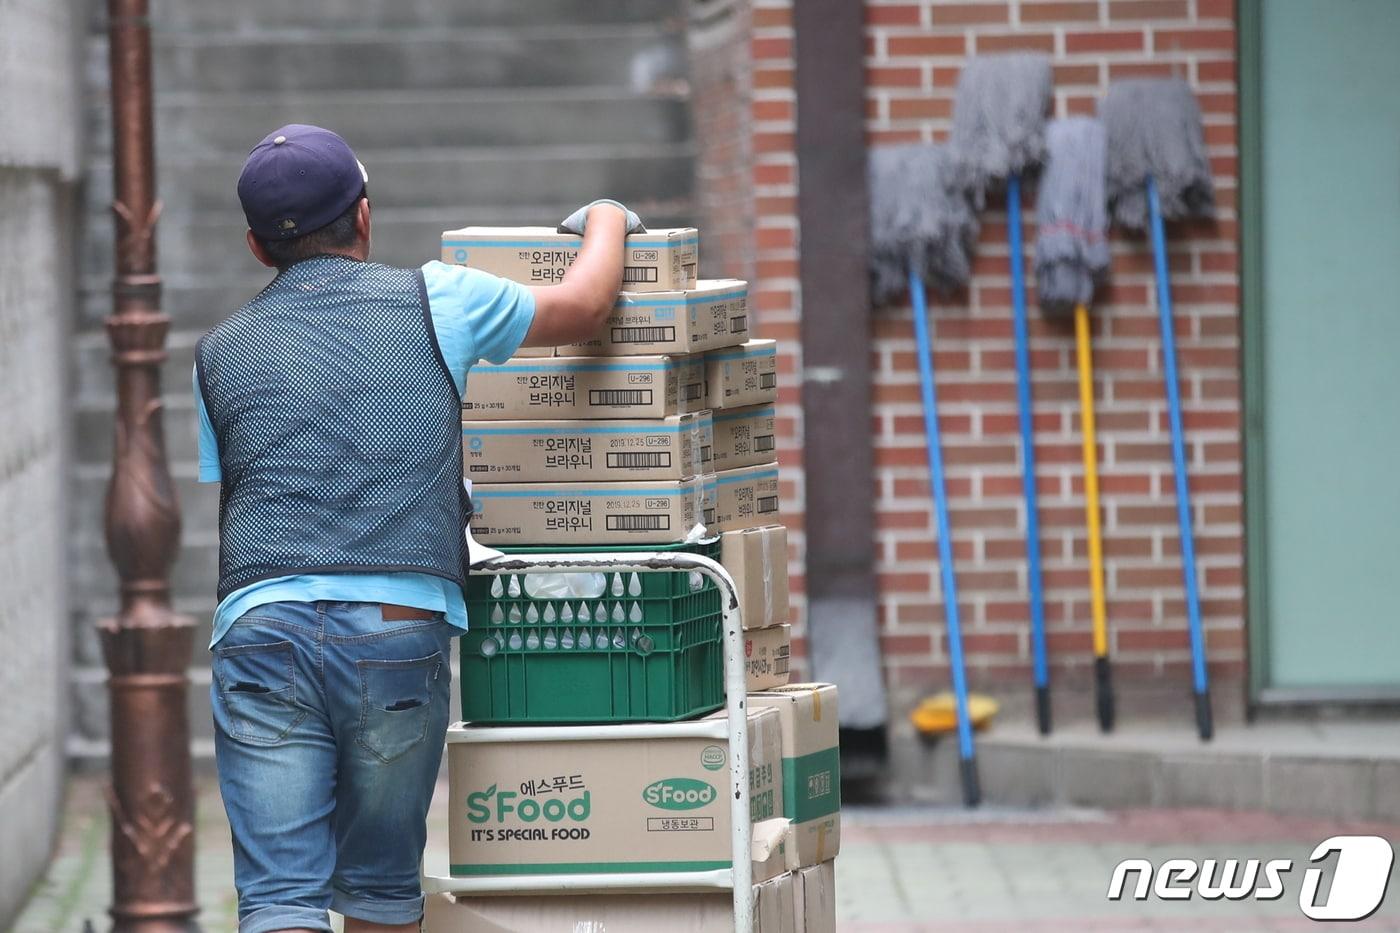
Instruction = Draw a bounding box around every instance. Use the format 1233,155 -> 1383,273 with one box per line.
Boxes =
868,143 -> 982,806
1101,78 -> 1216,740
950,53 -> 1055,735
1035,116 -> 1115,732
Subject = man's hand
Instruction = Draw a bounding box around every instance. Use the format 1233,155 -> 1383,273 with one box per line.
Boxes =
557,199 -> 646,236
523,201 -> 643,347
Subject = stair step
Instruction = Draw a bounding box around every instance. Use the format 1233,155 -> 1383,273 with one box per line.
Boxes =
102,27 -> 687,94
140,0 -> 684,35
87,90 -> 691,157
85,144 -> 696,215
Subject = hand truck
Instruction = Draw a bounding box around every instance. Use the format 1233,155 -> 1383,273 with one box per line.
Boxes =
421,549 -> 754,931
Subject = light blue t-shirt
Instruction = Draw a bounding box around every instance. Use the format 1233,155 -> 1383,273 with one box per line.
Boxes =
197,260 -> 536,647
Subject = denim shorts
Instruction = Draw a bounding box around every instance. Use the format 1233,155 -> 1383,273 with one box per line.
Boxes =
210,600 -> 453,933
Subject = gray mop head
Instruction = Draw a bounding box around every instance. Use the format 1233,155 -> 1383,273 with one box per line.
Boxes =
1100,78 -> 1214,230
868,143 -> 980,305
950,53 -> 1053,195
1035,117 -> 1110,318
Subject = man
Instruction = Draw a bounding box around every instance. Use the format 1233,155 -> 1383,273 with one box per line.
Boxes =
195,124 -> 641,933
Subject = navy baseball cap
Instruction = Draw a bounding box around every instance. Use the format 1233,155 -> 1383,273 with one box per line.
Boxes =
237,124 -> 369,240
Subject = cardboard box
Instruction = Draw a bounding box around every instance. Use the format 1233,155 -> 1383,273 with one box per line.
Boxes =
746,624 -> 792,692
700,472 -> 717,529
711,463 -> 781,533
510,345 -> 554,357
446,707 -> 782,878
721,525 -> 789,630
463,354 -> 705,420
750,684 -> 841,870
425,871 -> 795,933
470,477 -> 703,546
560,279 -> 749,356
442,226 -> 699,292
796,860 -> 837,933
705,339 -> 778,409
462,413 -> 705,483
711,403 -> 777,470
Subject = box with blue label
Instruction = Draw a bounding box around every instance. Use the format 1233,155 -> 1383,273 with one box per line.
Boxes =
461,413 -> 706,483
710,462 -> 781,533
441,226 -> 699,292
711,403 -> 777,470
705,339 -> 779,409
559,279 -> 749,356
444,707 -> 783,878
469,477 -> 704,546
463,354 -> 705,420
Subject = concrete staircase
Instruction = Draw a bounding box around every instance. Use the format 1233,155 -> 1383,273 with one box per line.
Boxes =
71,0 -> 693,758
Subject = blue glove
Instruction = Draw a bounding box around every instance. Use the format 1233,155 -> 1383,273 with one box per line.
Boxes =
557,199 -> 646,235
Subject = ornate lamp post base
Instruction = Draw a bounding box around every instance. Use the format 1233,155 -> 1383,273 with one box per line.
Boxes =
102,1 -> 200,928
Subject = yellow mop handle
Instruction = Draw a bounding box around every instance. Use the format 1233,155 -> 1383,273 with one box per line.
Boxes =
1075,304 -> 1108,659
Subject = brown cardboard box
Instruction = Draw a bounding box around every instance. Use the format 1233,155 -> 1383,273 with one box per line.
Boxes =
796,860 -> 837,933
745,624 -> 792,692
710,463 -> 781,533
721,525 -> 789,630
750,684 -> 841,870
462,354 -> 705,420
470,477 -> 703,546
445,707 -> 782,878
441,226 -> 699,292
424,871 -> 795,932
462,413 -> 705,483
560,279 -> 749,356
705,338 -> 778,409
711,403 -> 778,470
510,345 -> 555,357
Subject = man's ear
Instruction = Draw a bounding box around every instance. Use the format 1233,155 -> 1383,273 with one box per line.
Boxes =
355,198 -> 371,257
246,230 -> 277,268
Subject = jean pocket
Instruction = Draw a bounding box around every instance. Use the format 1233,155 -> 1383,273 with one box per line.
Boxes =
213,640 -> 305,745
357,652 -> 444,763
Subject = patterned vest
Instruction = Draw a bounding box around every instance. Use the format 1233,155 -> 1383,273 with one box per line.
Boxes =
196,255 -> 466,600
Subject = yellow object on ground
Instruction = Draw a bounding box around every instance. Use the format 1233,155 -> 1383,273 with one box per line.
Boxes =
910,692 -> 999,735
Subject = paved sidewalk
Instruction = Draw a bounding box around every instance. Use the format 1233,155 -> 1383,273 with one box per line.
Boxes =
12,776 -> 1400,931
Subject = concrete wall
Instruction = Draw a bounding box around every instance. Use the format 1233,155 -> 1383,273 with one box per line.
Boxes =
0,0 -> 82,923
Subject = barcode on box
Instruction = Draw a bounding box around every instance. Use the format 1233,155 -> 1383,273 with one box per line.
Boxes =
703,508 -> 716,525
607,451 -> 671,469
683,383 -> 703,401
590,389 -> 652,407
623,267 -> 659,284
730,315 -> 748,333
608,514 -> 670,531
700,445 -> 712,463
681,263 -> 697,279
759,372 -> 777,389
757,495 -> 779,514
756,435 -> 775,452
613,325 -> 675,344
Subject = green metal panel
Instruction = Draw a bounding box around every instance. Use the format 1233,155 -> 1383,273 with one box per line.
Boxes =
1249,0 -> 1400,694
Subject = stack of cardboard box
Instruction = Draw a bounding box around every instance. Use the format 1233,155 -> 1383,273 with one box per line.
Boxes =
429,225 -> 836,931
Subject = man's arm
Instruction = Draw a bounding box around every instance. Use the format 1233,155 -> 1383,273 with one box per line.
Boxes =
521,203 -> 629,347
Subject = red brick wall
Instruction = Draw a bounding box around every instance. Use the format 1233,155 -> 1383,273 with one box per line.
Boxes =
699,0 -> 1243,719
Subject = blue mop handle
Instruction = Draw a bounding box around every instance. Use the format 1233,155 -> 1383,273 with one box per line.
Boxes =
1007,175 -> 1050,732
909,265 -> 980,805
1146,176 -> 1213,740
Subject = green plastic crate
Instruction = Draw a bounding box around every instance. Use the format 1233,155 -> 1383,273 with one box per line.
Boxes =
459,540 -> 724,723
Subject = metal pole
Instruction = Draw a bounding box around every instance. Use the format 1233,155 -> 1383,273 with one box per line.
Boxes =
101,0 -> 200,928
